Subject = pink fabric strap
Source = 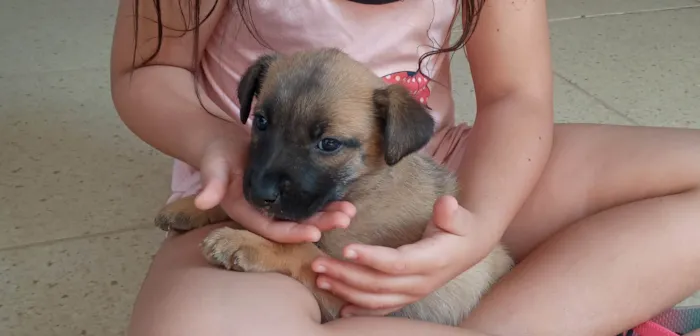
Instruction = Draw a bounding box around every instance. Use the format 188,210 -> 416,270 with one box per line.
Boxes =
625,305 -> 700,335
633,321 -> 681,336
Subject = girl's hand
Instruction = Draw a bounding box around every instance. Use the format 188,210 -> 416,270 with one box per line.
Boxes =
310,195 -> 498,317
193,138 -> 355,243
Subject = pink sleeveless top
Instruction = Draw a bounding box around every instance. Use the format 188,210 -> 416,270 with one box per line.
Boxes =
169,0 -> 464,202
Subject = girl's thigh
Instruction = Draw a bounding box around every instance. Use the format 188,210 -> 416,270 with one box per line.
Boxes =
500,123 -> 700,260
127,223 -> 323,336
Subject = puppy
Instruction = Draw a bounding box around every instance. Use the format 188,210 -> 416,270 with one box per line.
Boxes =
155,48 -> 513,326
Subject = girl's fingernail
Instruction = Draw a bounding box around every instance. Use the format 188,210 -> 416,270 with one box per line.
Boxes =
309,230 -> 321,242
344,249 -> 357,260
314,264 -> 326,273
318,281 -> 331,290
346,207 -> 357,218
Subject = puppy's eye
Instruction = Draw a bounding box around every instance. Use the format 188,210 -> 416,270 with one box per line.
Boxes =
253,114 -> 268,131
317,138 -> 342,153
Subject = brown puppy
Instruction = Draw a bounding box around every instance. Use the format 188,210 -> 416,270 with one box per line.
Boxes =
155,48 -> 513,326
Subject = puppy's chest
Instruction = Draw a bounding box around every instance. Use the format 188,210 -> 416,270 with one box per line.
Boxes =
316,206 -> 430,259
316,156 -> 457,259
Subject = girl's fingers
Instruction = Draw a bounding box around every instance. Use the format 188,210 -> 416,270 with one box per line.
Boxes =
194,156 -> 231,210
224,197 -> 322,243
322,201 -> 357,218
340,237 -> 454,276
312,257 -> 423,295
299,201 -> 356,232
302,210 -> 353,232
316,274 -> 413,311
431,195 -> 472,236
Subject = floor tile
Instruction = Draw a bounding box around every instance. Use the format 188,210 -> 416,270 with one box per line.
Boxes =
448,54 -> 477,123
679,291 -> 700,307
449,55 -> 635,126
0,229 -> 162,336
547,0 -> 699,20
551,8 -> 700,128
0,69 -> 172,249
551,75 -> 637,125
0,0 -> 117,75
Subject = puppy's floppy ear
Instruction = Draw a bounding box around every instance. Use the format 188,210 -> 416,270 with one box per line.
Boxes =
373,84 -> 435,166
237,54 -> 277,124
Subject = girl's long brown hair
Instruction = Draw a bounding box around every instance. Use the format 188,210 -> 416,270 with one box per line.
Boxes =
131,0 -> 484,73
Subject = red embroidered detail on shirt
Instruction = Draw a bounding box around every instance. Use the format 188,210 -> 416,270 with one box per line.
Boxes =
381,71 -> 431,107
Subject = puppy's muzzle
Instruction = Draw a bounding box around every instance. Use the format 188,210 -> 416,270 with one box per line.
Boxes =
246,171 -> 291,207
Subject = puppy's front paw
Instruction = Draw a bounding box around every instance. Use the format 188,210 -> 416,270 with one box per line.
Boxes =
154,195 -> 220,232
201,227 -> 271,272
154,211 -> 203,232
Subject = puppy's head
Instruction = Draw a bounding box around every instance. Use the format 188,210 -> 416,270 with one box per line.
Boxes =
237,48 -> 434,221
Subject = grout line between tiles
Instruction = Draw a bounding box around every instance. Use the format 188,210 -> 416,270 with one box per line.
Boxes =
548,4 -> 700,23
0,225 -> 156,253
0,66 -> 109,79
553,72 -> 640,126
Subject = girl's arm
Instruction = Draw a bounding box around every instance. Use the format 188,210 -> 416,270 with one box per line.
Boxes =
110,0 -> 244,168
458,0 -> 554,239
111,0 -> 353,242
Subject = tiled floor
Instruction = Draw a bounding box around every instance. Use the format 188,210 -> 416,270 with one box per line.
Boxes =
1,1 -> 699,335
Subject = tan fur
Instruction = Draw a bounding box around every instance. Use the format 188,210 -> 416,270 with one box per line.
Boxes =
154,48 -> 514,326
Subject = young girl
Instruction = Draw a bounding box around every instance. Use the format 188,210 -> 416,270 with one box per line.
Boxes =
110,0 -> 700,335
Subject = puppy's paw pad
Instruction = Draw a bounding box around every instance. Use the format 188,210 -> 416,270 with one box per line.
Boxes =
201,228 -> 262,272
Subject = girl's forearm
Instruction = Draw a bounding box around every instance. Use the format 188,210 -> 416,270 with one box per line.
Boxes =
111,65 -> 248,169
457,94 -> 553,239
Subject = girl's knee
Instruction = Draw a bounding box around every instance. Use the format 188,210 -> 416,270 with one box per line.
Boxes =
129,225 -> 323,336
129,271 -> 323,336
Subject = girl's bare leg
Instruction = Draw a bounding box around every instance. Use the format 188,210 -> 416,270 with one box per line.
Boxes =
127,224 -> 487,336
127,223 -> 322,336
128,124 -> 700,336
461,124 -> 700,336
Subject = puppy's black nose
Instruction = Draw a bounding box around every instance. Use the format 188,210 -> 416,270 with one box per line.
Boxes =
250,174 -> 282,205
